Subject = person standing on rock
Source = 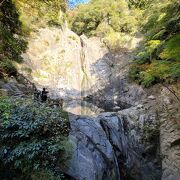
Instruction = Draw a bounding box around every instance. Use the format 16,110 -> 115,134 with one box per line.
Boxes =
41,88 -> 49,102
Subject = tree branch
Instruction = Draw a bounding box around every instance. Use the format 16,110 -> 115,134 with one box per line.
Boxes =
162,83 -> 180,102
0,0 -> 5,7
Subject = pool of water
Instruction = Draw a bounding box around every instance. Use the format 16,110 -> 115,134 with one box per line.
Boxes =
63,99 -> 104,116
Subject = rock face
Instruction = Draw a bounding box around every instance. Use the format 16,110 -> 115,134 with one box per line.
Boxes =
68,114 -> 120,180
0,77 -> 29,97
64,46 -> 164,179
158,86 -> 180,180
21,26 -> 110,99
67,108 -> 161,180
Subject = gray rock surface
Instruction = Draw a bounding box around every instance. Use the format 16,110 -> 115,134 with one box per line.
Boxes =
67,115 -> 120,180
0,78 -> 28,97
66,107 -> 161,180
158,87 -> 180,180
148,95 -> 156,100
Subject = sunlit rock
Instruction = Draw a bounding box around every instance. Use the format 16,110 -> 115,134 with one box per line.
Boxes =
21,26 -> 110,99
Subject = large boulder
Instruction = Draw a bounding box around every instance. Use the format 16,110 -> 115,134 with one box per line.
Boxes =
67,115 -> 120,180
66,110 -> 161,180
0,78 -> 27,97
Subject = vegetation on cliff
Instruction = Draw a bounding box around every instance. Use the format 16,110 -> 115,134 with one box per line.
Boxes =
0,0 -> 67,79
129,0 -> 180,87
1,0 -> 179,87
68,0 -> 180,87
0,0 -> 26,78
68,0 -> 140,50
14,0 -> 67,31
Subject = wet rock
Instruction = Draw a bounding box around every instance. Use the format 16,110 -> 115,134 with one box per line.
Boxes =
139,115 -> 146,128
67,115 -> 120,180
148,95 -> 156,100
144,145 -> 156,156
113,106 -> 121,111
0,80 -> 5,87
137,104 -> 143,109
66,111 -> 161,180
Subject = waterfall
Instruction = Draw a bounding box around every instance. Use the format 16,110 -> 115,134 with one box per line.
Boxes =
80,37 -> 91,97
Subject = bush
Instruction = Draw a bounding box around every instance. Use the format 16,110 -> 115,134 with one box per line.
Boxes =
103,32 -> 133,51
0,59 -> 17,78
0,0 -> 27,78
139,71 -> 156,87
111,15 -> 138,34
0,97 -> 71,179
68,0 -> 139,37
96,22 -> 114,37
160,34 -> 180,61
129,0 -> 179,87
130,60 -> 180,87
128,65 -> 141,81
14,0 -> 67,30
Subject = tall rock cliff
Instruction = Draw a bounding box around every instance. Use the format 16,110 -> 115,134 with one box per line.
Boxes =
20,25 -> 111,99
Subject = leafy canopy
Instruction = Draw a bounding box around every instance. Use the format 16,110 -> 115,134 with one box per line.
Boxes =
67,0 -> 141,50
129,0 -> 180,87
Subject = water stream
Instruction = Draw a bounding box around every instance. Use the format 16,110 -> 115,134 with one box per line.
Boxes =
80,37 -> 92,97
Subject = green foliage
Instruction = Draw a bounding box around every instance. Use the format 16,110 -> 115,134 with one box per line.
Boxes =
141,0 -> 179,41
14,0 -> 67,30
128,0 -> 154,9
130,60 -> 180,87
142,124 -> 159,142
0,0 -> 27,78
96,22 -> 113,37
0,97 -> 13,124
0,0 -> 67,78
160,34 -> 180,61
139,71 -> 156,87
129,0 -> 180,87
103,32 -> 133,51
68,0 -> 140,49
0,60 -> 17,77
146,40 -> 161,54
0,97 -> 71,179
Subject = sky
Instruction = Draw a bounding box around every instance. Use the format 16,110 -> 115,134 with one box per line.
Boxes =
69,0 -> 90,8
